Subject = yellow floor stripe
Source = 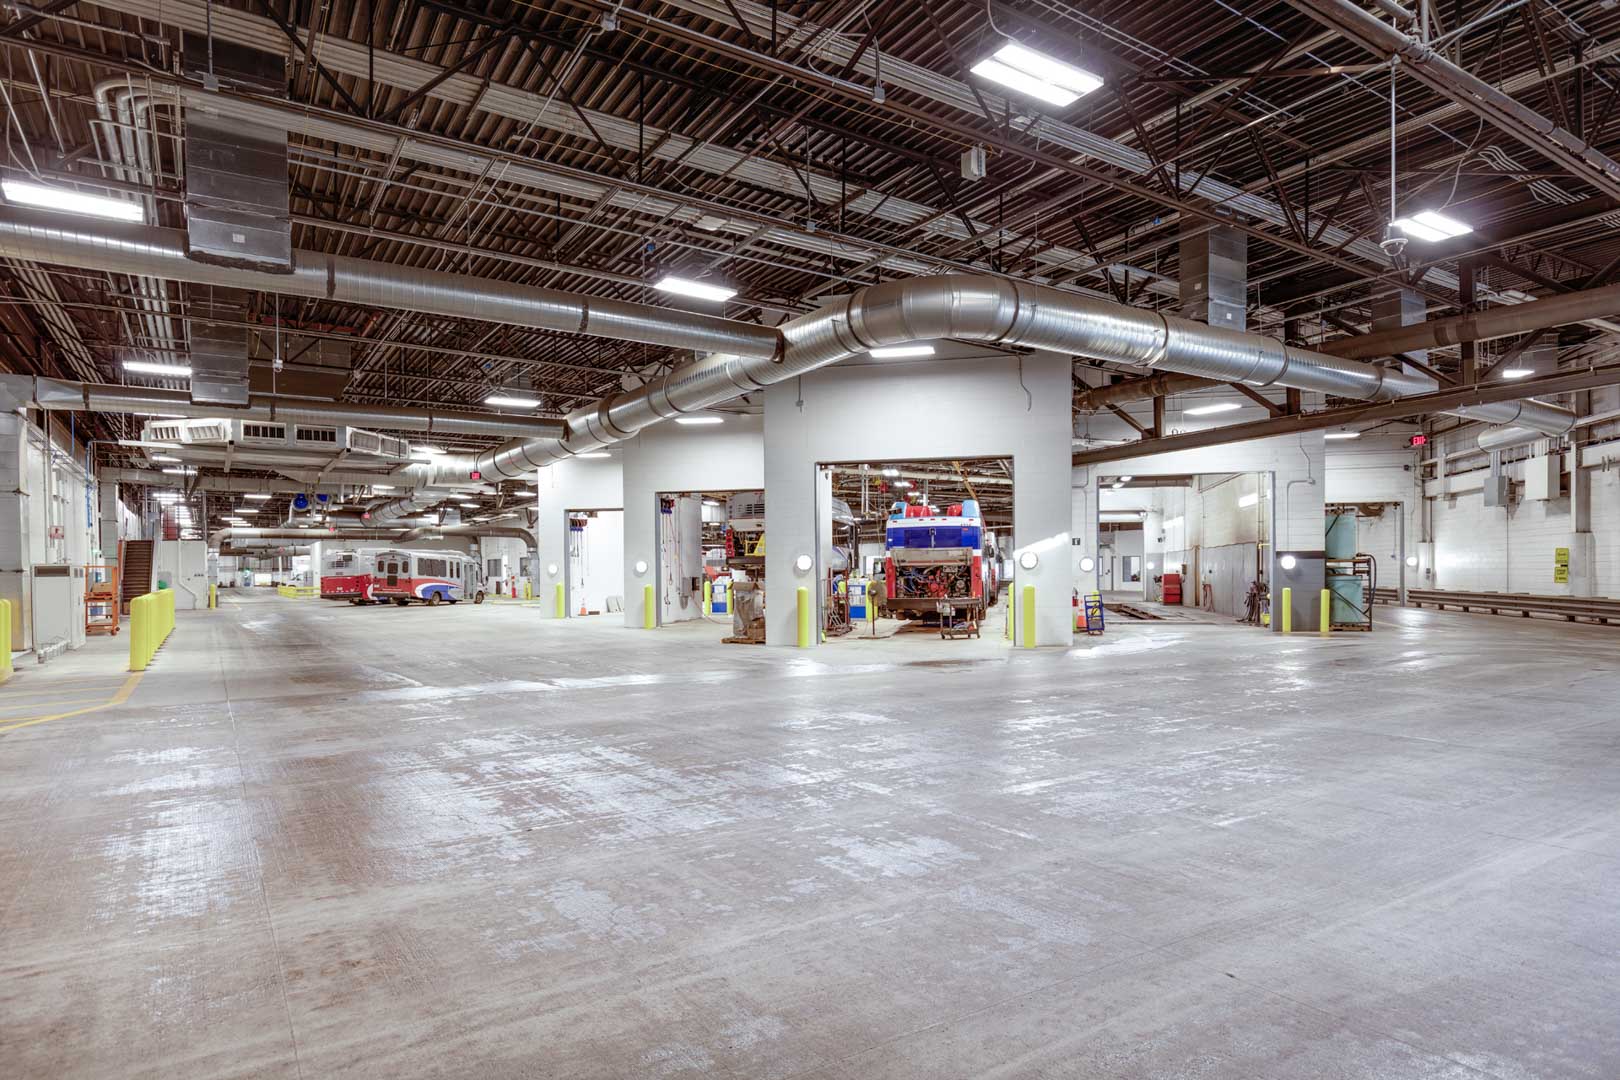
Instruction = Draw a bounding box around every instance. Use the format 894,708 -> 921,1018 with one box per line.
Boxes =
0,672 -> 144,735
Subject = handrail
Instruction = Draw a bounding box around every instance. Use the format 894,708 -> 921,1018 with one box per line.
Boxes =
128,588 -> 175,671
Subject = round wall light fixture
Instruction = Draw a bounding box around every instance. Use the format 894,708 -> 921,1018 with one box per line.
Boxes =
1405,554 -> 1419,567
633,559 -> 649,576
1017,550 -> 1039,571
1079,556 -> 1096,573
794,553 -> 814,573
546,563 -> 559,577
1279,554 -> 1298,571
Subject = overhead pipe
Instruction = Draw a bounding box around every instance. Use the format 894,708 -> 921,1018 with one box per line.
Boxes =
0,213 -> 1575,485
1287,0 -> 1620,202
1318,284 -> 1620,361
0,209 -> 782,362
8,375 -> 564,440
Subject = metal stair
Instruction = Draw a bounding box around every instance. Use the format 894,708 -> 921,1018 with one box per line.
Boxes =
119,539 -> 153,614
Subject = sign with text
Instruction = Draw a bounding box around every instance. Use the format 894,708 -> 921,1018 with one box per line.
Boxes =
1554,546 -> 1570,584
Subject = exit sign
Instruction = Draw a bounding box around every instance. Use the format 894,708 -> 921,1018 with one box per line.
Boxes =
1409,433 -> 1428,447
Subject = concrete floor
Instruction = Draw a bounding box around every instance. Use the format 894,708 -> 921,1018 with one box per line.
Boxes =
2,590 -> 1618,1079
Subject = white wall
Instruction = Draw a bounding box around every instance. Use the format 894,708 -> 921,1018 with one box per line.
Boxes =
765,349 -> 1072,647
535,455 -> 623,617
1078,432 -> 1325,631
620,413 -> 764,629
1,413 -> 99,650
568,509 -> 623,614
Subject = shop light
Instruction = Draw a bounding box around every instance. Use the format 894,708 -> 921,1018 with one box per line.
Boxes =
484,394 -> 540,408
1501,368 -> 1534,379
1185,402 -> 1241,416
970,42 -> 1103,107
244,493 -> 273,500
161,467 -> 195,475
576,452 -> 612,459
1324,431 -> 1361,440
2,179 -> 144,222
413,445 -> 446,455
459,502 -> 479,508
674,416 -> 724,425
1390,210 -> 1472,243
123,360 -> 192,377
870,344 -> 935,359
1111,482 -> 1124,489
653,275 -> 737,302
881,467 -> 900,477
892,480 -> 913,488
1118,475 -> 1133,482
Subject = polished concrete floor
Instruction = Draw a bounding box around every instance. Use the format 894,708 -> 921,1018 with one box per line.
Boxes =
2,590 -> 1617,1079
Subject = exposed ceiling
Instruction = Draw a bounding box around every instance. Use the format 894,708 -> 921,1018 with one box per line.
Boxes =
2,0 -> 1618,494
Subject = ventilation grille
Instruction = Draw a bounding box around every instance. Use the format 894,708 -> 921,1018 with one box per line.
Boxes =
295,426 -> 338,444
150,423 -> 183,442
241,422 -> 287,442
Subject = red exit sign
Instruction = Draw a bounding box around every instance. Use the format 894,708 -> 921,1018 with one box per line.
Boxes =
1409,433 -> 1428,447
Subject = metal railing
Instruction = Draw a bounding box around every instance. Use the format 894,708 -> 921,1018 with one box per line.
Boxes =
1374,588 -> 1620,625
129,589 -> 175,671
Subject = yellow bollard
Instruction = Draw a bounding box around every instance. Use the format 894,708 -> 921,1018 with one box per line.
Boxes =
554,582 -> 565,619
1320,588 -> 1331,633
796,586 -> 812,648
703,578 -> 712,616
0,598 -> 12,683
129,594 -> 147,670
1022,584 -> 1036,649
643,584 -> 655,629
1005,592 -> 1012,641
1281,587 -> 1292,634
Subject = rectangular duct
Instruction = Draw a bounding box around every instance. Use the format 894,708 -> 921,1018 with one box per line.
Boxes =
181,39 -> 291,273
248,334 -> 353,399
187,287 -> 249,406
1372,288 -> 1429,377
1179,224 -> 1247,330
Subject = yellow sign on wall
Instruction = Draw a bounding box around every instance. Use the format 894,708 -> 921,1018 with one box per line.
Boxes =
1554,547 -> 1570,584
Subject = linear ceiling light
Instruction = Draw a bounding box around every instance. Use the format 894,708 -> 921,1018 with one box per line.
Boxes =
1324,431 -> 1362,440
970,42 -> 1103,107
1184,402 -> 1241,416
2,180 -> 144,222
870,344 -> 936,359
243,493 -> 273,500
123,360 -> 192,377
1390,210 -> 1472,242
673,416 -> 724,425
1500,368 -> 1535,379
413,445 -> 445,456
575,452 -> 612,459
484,394 -> 541,408
653,275 -> 737,302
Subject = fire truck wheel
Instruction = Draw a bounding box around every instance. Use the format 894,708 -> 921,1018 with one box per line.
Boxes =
427,594 -> 440,607
474,591 -> 486,605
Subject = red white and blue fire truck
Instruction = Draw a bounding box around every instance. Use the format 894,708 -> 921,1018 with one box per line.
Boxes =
882,498 -> 999,627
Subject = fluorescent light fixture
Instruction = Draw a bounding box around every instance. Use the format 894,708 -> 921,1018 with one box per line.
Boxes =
413,445 -> 445,456
161,467 -> 194,475
1238,493 -> 1260,508
575,452 -> 612,459
2,180 -> 144,222
123,360 -> 192,377
881,467 -> 900,477
1324,431 -> 1361,440
653,275 -> 737,302
150,454 -> 181,463
1390,210 -> 1472,243
870,344 -> 935,359
703,499 -> 721,507
1118,475 -> 1133,482
674,415 -> 724,425
1185,402 -> 1241,416
970,42 -> 1103,108
484,394 -> 540,408
1501,368 -> 1534,379
459,502 -> 480,508
243,493 -> 273,500
892,480 -> 913,488
1111,482 -> 1124,489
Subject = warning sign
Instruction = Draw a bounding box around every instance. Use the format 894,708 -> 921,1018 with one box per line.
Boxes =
1554,547 -> 1570,585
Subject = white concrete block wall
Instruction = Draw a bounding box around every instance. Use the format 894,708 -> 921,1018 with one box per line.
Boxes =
766,349 -> 1073,647
535,455 -> 624,618
620,414 -> 764,630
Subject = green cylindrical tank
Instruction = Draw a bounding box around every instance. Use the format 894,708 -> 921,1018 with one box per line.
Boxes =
1329,573 -> 1365,623
1325,512 -> 1358,559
